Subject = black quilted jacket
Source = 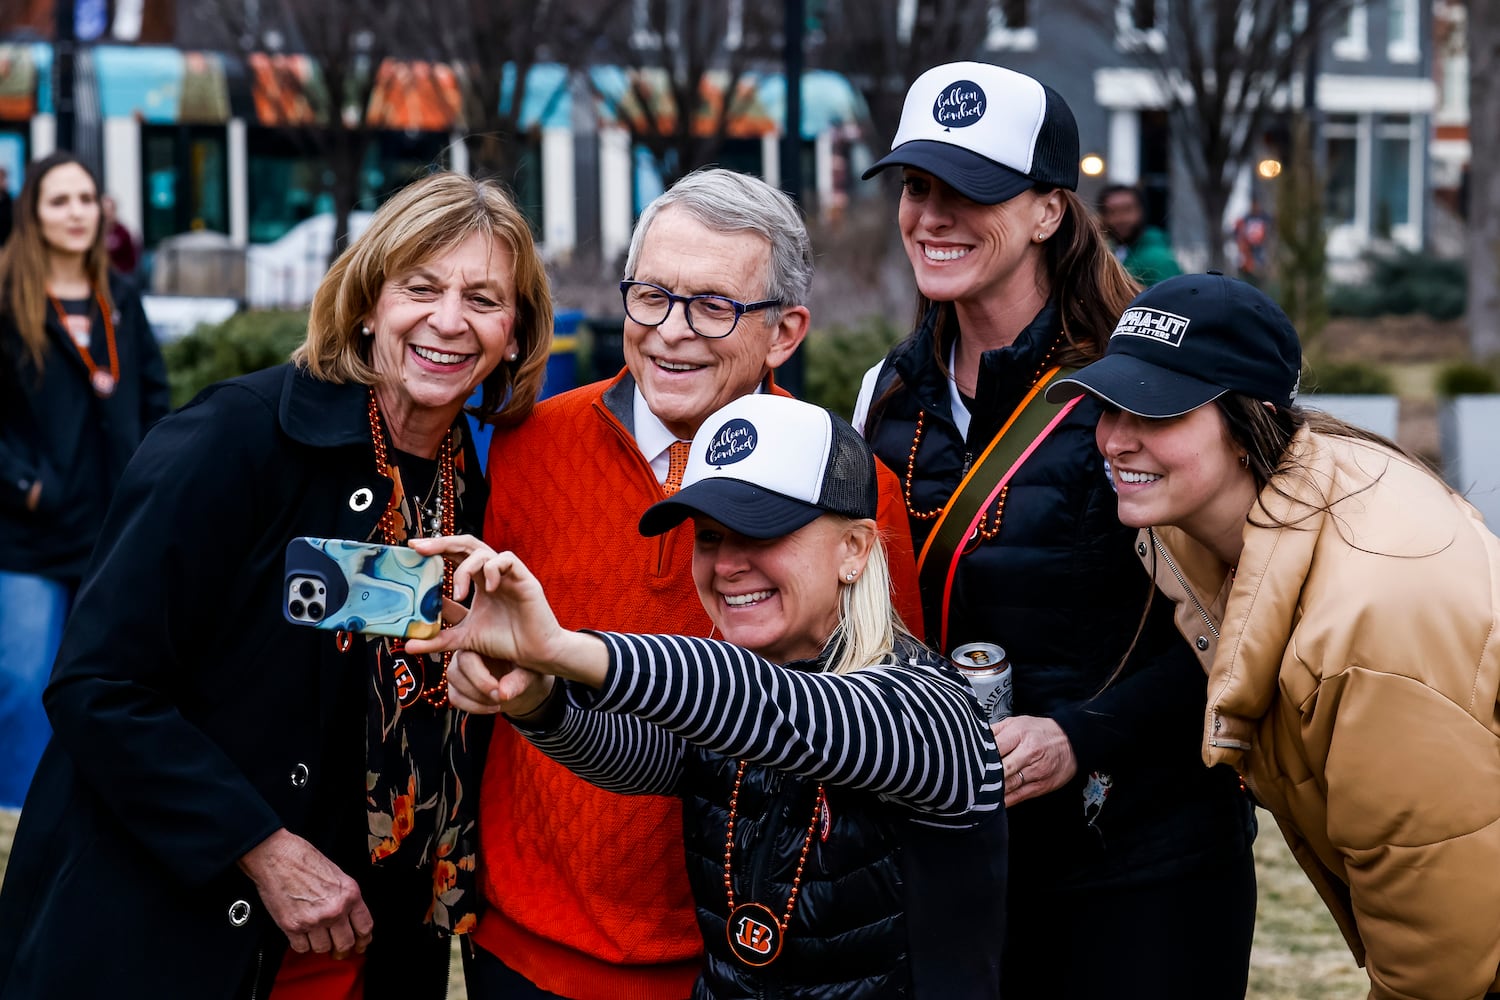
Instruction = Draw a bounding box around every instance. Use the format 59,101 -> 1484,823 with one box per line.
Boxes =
864,303 -> 1253,889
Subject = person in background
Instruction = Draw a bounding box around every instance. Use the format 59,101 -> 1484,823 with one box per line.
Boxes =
857,63 -> 1255,997
101,194 -> 141,277
0,171 -> 554,999
1050,271 -> 1500,1000
1099,183 -> 1181,287
1233,196 -> 1272,286
468,167 -> 925,1000
412,394 -> 1006,999
0,151 -> 169,810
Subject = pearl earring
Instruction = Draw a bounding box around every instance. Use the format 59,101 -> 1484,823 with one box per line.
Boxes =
361,325 -> 372,336
845,572 -> 856,582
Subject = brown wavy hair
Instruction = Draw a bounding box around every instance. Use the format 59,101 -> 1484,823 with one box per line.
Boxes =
295,172 -> 553,426
0,152 -> 113,371
1218,394 -> 1450,525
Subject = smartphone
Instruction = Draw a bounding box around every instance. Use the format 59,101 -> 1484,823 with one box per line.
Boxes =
283,537 -> 444,639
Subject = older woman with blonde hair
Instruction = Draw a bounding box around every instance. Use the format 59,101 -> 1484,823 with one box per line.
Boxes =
0,171 -> 552,1000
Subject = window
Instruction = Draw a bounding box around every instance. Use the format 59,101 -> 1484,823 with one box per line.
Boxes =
1323,115 -> 1359,228
1439,50 -> 1469,123
244,128 -> 452,245
1332,1 -> 1368,61
1374,114 -> 1413,237
1116,0 -> 1165,52
1387,0 -> 1418,62
141,125 -> 228,248
986,0 -> 1036,50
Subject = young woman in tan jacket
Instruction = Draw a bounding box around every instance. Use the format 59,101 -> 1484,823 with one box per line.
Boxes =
1050,272 -> 1500,1000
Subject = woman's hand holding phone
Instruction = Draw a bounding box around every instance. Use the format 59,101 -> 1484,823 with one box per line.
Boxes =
406,535 -> 609,692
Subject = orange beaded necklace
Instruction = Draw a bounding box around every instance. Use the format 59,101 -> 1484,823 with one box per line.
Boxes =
48,289 -> 118,397
722,760 -> 827,969
901,338 -> 1061,548
366,388 -> 457,708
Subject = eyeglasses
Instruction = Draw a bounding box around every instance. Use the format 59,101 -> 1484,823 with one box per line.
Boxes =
619,280 -> 782,339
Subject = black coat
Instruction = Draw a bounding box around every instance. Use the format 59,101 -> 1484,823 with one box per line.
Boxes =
0,364 -> 489,1000
864,305 -> 1253,889
0,272 -> 170,581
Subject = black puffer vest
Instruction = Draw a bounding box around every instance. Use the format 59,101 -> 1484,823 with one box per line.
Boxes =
677,650 -> 1007,1000
864,304 -> 1253,890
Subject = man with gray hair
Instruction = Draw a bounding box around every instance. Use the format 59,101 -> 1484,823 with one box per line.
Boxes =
466,168 -> 924,998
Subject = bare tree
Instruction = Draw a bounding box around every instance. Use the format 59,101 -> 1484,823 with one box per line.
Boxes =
585,0 -> 781,185
1054,0 -> 1357,271
1469,0 -> 1499,357
416,0 -> 599,185
813,0 -> 992,151
191,0 -> 405,252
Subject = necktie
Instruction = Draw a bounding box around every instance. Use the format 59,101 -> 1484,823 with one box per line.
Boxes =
663,440 -> 692,496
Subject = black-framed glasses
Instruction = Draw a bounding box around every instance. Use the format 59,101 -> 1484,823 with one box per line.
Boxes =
619,280 -> 782,339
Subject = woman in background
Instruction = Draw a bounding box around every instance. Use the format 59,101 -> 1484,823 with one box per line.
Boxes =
0,151 -> 169,809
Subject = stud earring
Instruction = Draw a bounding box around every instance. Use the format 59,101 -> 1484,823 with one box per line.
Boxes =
845,572 -> 856,582
1035,232 -> 1046,243
508,352 -> 519,361
361,325 -> 372,336
1239,454 -> 1250,468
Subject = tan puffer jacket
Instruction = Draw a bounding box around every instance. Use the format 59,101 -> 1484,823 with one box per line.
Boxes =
1142,428 -> 1500,1000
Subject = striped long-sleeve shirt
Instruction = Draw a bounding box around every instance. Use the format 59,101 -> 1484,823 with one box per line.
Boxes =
514,632 -> 1005,827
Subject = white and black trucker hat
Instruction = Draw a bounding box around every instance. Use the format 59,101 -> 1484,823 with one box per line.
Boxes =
862,61 -> 1079,203
639,396 -> 878,540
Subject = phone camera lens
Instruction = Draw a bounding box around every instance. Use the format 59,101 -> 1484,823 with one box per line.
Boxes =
308,602 -> 324,620
289,600 -> 306,618
298,580 -> 316,599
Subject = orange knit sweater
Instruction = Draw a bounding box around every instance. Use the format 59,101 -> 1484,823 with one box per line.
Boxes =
474,373 -> 923,999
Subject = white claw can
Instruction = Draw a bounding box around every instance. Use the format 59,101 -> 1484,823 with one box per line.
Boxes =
951,642 -> 1014,723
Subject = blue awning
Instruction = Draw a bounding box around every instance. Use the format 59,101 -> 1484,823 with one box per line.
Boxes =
500,62 -> 571,130
93,45 -> 230,123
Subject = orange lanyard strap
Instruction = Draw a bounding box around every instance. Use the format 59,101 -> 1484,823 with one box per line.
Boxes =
48,289 -> 119,397
915,365 -> 1080,653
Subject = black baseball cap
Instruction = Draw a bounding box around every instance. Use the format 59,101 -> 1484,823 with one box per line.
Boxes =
862,61 -> 1079,204
1046,272 -> 1303,418
639,395 -> 879,540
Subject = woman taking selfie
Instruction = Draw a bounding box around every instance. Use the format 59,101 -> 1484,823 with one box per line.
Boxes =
0,171 -> 553,1000
1050,271 -> 1500,999
0,151 -> 169,809
410,394 -> 1007,999
854,63 -> 1255,994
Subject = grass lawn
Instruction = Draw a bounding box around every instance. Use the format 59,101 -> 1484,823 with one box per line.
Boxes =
3,806 -> 1364,997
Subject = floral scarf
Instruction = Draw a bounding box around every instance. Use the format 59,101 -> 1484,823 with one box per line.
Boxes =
364,426 -> 480,935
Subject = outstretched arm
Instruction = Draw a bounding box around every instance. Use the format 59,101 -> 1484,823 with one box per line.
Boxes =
406,534 -> 608,686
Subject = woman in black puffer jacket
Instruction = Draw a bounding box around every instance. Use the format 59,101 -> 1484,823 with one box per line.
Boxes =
855,62 -> 1256,998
